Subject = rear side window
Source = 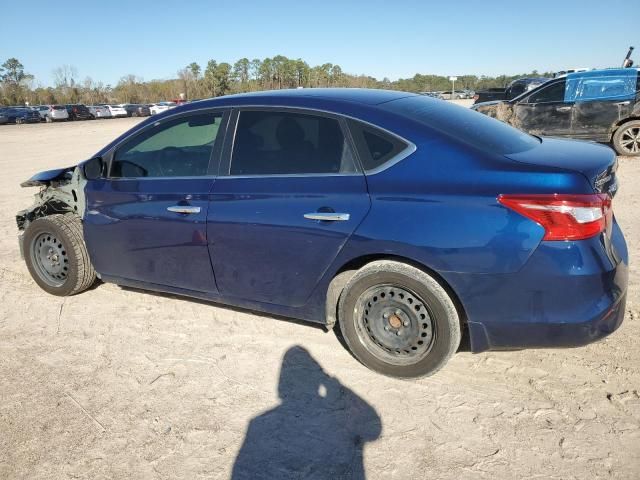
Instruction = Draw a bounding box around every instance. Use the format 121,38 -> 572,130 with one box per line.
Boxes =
348,119 -> 408,172
111,112 -> 222,178
230,110 -> 357,175
566,72 -> 639,102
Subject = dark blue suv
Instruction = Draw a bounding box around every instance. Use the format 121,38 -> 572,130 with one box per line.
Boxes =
16,89 -> 628,378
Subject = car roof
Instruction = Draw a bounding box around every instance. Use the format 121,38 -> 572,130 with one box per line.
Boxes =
191,88 -> 417,108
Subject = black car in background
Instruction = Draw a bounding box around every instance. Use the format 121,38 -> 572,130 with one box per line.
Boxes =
0,107 -> 41,124
473,77 -> 550,104
65,104 -> 94,121
473,68 -> 640,156
122,104 -> 151,117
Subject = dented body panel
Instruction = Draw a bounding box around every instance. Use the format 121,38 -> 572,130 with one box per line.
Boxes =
473,68 -> 640,143
16,166 -> 86,232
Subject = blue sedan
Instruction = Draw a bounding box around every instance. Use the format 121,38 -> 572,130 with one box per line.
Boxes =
16,89 -> 628,378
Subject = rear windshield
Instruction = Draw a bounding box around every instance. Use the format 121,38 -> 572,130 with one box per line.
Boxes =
384,96 -> 540,154
52,105 -> 64,110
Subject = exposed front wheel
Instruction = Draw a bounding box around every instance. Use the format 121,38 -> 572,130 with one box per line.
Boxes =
338,261 -> 461,378
23,214 -> 96,296
613,120 -> 640,156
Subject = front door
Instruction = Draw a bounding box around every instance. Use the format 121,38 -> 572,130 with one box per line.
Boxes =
84,110 -> 228,293
512,78 -> 573,137
208,108 -> 371,307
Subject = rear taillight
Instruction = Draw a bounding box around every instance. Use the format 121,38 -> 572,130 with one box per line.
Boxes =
473,94 -> 479,101
498,194 -> 612,241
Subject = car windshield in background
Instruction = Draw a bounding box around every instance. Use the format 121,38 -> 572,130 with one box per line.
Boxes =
384,95 -> 540,154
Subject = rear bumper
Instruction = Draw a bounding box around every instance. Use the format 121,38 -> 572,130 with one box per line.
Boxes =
445,220 -> 629,353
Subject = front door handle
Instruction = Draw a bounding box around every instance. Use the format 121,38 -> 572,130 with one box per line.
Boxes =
304,212 -> 350,221
167,205 -> 201,214
614,101 -> 631,106
556,106 -> 572,112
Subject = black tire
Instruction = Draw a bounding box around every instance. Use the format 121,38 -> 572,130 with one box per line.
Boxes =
23,214 -> 96,296
612,120 -> 640,156
338,260 -> 461,378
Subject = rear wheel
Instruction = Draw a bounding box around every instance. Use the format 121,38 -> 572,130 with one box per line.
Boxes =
613,120 -> 640,156
24,214 -> 96,296
338,260 -> 461,378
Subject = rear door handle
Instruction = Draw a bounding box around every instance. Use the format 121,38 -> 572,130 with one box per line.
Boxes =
614,101 -> 631,106
556,106 -> 572,112
304,212 -> 350,221
167,206 -> 201,214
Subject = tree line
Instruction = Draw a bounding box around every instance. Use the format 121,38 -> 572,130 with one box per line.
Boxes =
0,56 -> 553,106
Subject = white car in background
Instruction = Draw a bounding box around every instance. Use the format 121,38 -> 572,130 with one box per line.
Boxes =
88,105 -> 112,119
105,105 -> 128,118
149,102 -> 177,115
36,105 -> 69,122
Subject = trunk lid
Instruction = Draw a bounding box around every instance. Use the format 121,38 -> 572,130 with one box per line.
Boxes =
505,137 -> 618,197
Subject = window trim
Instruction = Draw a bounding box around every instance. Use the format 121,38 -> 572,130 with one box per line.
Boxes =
105,107 -> 230,180
219,106 -> 364,179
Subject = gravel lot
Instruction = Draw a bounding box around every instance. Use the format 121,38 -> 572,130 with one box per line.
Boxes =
0,117 -> 638,479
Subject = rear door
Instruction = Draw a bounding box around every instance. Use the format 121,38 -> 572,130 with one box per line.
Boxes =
207,108 -> 370,307
84,109 -> 229,293
512,78 -> 573,137
570,71 -> 638,140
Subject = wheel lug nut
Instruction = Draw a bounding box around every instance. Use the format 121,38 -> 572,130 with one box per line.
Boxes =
396,331 -> 401,336
383,313 -> 389,319
395,310 -> 402,315
384,326 -> 390,332
403,320 -> 409,327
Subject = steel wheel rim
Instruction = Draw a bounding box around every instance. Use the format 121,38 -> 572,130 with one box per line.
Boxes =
354,284 -> 435,366
30,232 -> 69,287
620,127 -> 640,154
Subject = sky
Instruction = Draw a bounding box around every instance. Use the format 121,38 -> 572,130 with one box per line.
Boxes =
2,0 -> 635,87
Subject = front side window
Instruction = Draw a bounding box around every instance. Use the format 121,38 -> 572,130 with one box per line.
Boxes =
111,112 -> 223,178
527,79 -> 567,104
230,110 -> 357,175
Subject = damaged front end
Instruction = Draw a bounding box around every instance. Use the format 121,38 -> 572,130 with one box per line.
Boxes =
16,165 -> 86,258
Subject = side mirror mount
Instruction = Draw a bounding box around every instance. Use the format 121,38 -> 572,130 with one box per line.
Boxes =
83,156 -> 105,180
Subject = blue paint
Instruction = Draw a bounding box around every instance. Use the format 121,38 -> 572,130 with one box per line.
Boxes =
79,89 -> 628,353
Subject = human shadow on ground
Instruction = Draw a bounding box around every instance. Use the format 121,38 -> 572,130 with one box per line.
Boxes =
231,346 -> 382,480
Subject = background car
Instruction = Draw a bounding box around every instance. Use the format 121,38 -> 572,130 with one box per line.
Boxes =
88,105 -> 112,119
105,105 -> 128,118
1,107 -> 41,124
36,105 -> 69,122
65,104 -> 94,121
149,101 -> 177,115
0,109 -> 8,125
472,68 -> 640,156
121,104 -> 151,117
439,91 -> 465,100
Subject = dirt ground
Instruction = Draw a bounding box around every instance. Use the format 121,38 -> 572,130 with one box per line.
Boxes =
0,117 -> 638,480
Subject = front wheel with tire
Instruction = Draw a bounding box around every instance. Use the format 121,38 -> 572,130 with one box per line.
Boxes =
338,261 -> 461,378
24,214 -> 96,296
613,120 -> 640,156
